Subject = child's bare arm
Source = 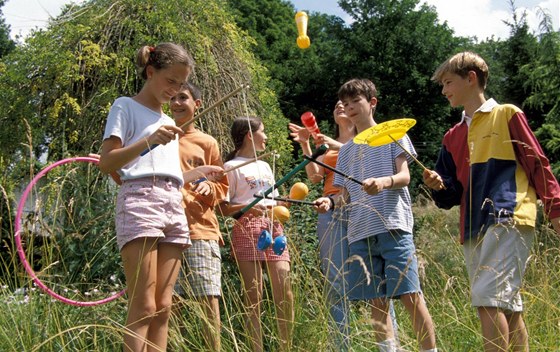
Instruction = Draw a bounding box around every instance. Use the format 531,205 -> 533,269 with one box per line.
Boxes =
183,165 -> 223,183
99,125 -> 184,174
363,154 -> 410,195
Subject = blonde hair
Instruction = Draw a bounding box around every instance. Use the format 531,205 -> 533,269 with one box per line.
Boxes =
135,42 -> 194,80
432,51 -> 489,89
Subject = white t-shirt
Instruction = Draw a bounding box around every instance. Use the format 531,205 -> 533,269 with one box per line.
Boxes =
224,157 -> 278,206
103,97 -> 183,185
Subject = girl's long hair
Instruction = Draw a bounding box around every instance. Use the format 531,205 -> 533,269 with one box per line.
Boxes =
225,116 -> 263,162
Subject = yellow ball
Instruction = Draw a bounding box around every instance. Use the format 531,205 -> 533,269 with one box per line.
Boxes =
289,182 -> 309,200
269,205 -> 290,224
297,36 -> 310,49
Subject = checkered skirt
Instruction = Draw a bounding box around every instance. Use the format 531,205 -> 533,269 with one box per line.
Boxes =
231,214 -> 290,262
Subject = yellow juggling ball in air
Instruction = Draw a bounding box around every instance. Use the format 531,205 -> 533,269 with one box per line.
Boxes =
295,11 -> 310,49
289,182 -> 309,200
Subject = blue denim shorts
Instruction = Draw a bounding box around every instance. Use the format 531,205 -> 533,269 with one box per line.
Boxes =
347,230 -> 421,300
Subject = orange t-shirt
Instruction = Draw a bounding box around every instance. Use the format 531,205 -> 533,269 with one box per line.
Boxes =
178,129 -> 229,242
322,149 -> 341,196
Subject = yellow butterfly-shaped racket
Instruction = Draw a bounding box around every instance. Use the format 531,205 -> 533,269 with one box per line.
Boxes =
353,118 -> 416,146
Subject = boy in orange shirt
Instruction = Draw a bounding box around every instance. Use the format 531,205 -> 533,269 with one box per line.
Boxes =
171,82 -> 228,350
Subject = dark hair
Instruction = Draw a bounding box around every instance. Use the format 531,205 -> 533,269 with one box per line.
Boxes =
136,42 -> 195,80
181,82 -> 202,100
338,78 -> 377,101
332,100 -> 357,139
333,100 -> 341,139
225,116 -> 263,162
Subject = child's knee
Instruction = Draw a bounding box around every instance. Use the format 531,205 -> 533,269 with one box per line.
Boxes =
129,300 -> 158,321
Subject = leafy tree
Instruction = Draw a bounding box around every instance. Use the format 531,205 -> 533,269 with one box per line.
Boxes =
229,0 -> 473,178
0,0 -> 291,283
338,0 -> 467,169
0,0 -> 15,58
498,7 -> 542,127
522,7 -> 560,175
523,8 -> 560,125
469,37 -> 506,101
0,0 -> 289,167
225,0 -> 350,123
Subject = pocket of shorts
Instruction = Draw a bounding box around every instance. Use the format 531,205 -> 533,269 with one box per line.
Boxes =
209,242 -> 222,260
127,184 -> 152,197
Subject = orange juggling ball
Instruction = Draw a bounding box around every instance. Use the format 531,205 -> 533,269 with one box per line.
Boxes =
269,205 -> 290,224
289,182 -> 309,200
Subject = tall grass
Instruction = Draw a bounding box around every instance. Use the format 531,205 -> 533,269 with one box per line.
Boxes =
2,179 -> 559,351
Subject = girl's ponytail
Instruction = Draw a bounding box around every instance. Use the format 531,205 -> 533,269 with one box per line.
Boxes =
135,43 -> 195,80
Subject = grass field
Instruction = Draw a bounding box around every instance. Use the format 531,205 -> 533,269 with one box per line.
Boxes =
1,198 -> 559,351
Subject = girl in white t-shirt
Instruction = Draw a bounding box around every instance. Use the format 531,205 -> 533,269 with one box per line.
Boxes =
98,43 -> 220,352
219,116 -> 293,351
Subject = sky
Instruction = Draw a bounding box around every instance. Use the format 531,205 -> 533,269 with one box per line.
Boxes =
290,0 -> 559,40
2,0 -> 559,41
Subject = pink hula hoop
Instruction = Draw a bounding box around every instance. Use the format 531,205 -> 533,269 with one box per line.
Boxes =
14,156 -> 126,307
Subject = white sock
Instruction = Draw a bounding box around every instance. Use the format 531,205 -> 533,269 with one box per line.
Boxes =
421,348 -> 438,352
377,339 -> 397,352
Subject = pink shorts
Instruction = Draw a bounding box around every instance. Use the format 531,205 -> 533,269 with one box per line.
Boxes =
116,176 -> 191,250
231,214 -> 290,262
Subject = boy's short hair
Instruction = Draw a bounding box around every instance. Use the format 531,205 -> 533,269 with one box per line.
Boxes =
431,51 -> 489,89
338,78 -> 378,101
181,82 -> 202,100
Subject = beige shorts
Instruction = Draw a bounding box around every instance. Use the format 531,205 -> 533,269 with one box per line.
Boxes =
116,176 -> 191,250
175,239 -> 222,298
463,223 -> 534,312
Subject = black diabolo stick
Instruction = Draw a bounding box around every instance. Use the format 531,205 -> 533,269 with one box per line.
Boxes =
302,155 -> 363,186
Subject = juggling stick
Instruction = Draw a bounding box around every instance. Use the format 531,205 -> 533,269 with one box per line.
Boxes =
141,84 -> 249,156
232,144 -> 328,219
387,135 -> 445,189
193,152 -> 274,185
303,154 -> 363,186
14,157 -> 126,306
301,111 -> 320,138
253,193 -> 317,206
295,11 -> 310,49
223,152 -> 275,174
388,135 -> 429,171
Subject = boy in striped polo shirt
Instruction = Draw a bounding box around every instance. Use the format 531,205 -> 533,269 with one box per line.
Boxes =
425,51 -> 560,351
327,78 -> 437,352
